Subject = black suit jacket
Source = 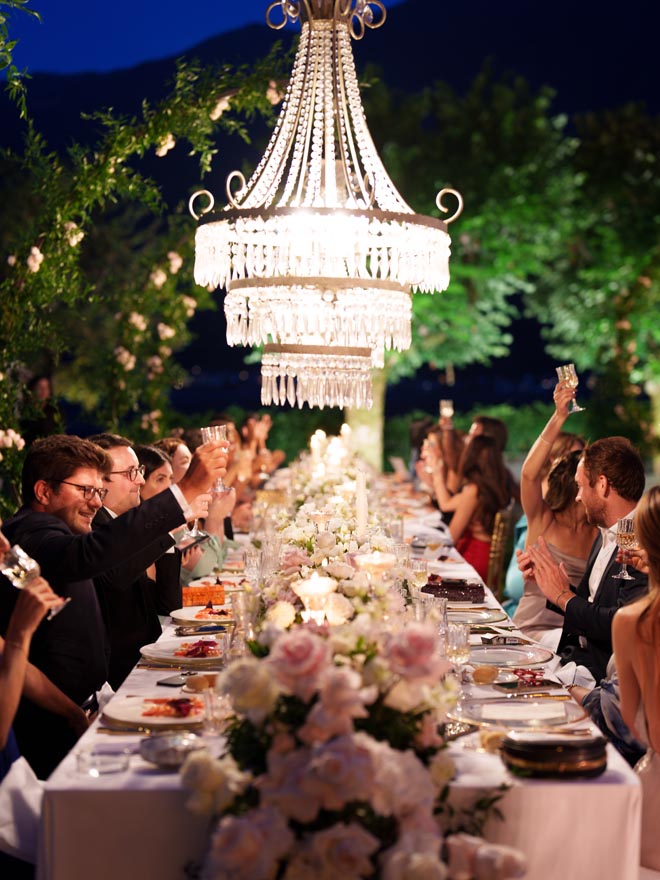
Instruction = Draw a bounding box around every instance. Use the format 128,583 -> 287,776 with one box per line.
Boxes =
93,506 -> 181,689
0,488 -> 186,777
553,533 -> 648,682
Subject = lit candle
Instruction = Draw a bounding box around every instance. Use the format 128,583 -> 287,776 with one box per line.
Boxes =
293,572 -> 337,624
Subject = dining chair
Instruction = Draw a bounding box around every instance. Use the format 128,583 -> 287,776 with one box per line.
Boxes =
486,501 -> 515,600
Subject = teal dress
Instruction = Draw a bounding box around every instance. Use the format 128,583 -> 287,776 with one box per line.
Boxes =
502,514 -> 527,615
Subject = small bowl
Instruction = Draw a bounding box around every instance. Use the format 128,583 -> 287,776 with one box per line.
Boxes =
139,732 -> 207,770
76,746 -> 131,776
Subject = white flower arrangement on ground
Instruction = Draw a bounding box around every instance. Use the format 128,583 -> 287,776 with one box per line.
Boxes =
181,620 -> 526,880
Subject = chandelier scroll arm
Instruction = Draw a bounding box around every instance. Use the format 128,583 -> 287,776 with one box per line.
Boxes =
188,190 -> 215,221
226,171 -> 248,209
435,188 -> 464,225
266,1 -> 301,29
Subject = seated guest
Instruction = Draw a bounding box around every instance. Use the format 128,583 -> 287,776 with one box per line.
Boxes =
0,522 -> 87,875
511,384 -> 595,644
442,414 -> 519,503
240,412 -> 286,482
503,424 -> 584,615
88,434 -> 189,689
520,436 -> 647,687
133,444 -> 174,499
0,434 -> 227,777
426,435 -> 512,581
153,436 -> 193,483
613,486 -> 660,869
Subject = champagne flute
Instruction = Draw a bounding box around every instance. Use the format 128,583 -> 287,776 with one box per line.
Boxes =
555,363 -> 585,413
200,425 -> 230,494
0,545 -> 71,619
612,517 -> 637,580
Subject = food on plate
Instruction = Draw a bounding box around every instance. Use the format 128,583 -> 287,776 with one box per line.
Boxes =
422,574 -> 485,603
472,665 -> 499,685
479,729 -> 507,753
173,639 -> 221,659
142,697 -> 204,718
194,605 -> 231,620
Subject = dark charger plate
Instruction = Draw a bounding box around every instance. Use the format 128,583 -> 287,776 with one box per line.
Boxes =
501,731 -> 608,779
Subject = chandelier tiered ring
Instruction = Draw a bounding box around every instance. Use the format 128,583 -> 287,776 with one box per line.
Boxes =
189,0 -> 462,409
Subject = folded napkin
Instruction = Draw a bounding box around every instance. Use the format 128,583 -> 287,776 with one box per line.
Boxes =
0,756 -> 43,863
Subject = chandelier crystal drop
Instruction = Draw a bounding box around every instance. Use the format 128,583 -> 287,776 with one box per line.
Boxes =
189,0 -> 462,409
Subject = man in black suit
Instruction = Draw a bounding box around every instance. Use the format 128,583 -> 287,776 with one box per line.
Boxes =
0,433 -> 226,777
89,433 -> 190,689
521,436 -> 648,686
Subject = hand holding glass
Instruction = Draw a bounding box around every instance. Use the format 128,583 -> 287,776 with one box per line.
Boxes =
555,363 -> 585,413
612,518 -> 637,581
200,425 -> 230,493
1,545 -> 71,619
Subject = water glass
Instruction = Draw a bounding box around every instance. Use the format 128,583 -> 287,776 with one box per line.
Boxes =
1,544 -> 71,620
447,622 -> 471,668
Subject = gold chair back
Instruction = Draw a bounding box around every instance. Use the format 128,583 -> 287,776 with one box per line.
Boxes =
486,502 -> 515,599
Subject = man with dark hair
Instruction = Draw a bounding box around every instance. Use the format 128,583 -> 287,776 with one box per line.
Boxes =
0,433 -> 227,777
88,433 -> 184,689
520,436 -> 648,685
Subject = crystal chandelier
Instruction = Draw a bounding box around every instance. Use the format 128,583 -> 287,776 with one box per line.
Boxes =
189,0 -> 462,409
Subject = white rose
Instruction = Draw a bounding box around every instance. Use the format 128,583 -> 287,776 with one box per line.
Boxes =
324,592 -> 354,626
217,655 -> 281,723
266,600 -> 297,630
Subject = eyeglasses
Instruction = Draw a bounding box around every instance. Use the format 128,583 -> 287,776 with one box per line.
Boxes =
108,465 -> 146,482
54,481 -> 109,502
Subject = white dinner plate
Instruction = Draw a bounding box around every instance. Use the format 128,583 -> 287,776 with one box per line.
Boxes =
170,605 -> 233,626
102,694 -> 205,730
140,637 -> 227,668
447,607 -> 508,625
468,644 -> 555,668
449,696 -> 585,729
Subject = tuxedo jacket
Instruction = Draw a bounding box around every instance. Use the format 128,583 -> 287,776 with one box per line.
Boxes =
93,506 -> 181,689
0,489 -> 186,777
554,533 -> 648,682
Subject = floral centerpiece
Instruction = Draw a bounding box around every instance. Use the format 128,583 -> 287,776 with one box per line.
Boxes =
180,618 -> 526,880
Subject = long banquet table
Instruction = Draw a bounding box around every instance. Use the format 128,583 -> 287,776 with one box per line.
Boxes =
36,492 -> 642,880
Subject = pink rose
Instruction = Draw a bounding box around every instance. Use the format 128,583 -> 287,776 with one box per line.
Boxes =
281,548 -> 311,575
284,822 -> 379,880
205,806 -> 294,880
301,732 -> 376,811
369,741 -> 436,819
298,666 -> 378,745
258,747 -> 320,822
267,628 -> 331,701
385,623 -> 450,682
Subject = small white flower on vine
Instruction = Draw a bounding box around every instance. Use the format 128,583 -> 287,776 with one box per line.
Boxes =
210,95 -> 231,121
157,322 -> 175,340
266,79 -> 283,105
159,345 -> 172,358
147,355 -> 164,374
64,221 -> 85,247
182,295 -> 197,317
27,246 -> 44,273
150,268 -> 167,289
114,346 -> 136,371
128,312 -> 148,332
7,255 -> 16,267
155,133 -> 175,156
167,251 -> 183,274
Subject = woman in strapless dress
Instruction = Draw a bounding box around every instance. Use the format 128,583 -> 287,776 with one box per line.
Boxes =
512,382 -> 596,649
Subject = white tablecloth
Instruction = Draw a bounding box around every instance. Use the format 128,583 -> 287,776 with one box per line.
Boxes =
36,498 -> 642,880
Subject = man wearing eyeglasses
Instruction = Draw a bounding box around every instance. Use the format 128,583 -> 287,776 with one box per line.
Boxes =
0,433 -> 227,778
87,433 -> 189,689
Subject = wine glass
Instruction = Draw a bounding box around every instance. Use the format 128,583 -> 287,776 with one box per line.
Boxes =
439,399 -> 454,419
555,363 -> 585,413
200,424 -> 230,494
446,622 -> 471,673
612,517 -> 637,580
0,545 -> 71,620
